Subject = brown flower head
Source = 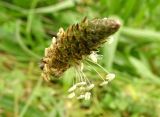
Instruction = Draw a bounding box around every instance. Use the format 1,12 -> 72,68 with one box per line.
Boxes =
41,17 -> 120,82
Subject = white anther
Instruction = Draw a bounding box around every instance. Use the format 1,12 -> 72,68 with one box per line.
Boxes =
57,27 -> 64,37
85,92 -> 91,100
68,92 -> 75,99
77,95 -> 85,99
52,37 -> 56,44
86,84 -> 95,91
68,85 -> 77,93
89,51 -> 98,63
79,86 -> 86,92
100,81 -> 108,86
44,48 -> 49,56
106,73 -> 115,81
76,82 -> 87,86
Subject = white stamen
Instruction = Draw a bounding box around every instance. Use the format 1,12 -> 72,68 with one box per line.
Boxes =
68,85 -> 77,93
57,27 -> 64,37
52,37 -> 56,44
106,73 -> 115,81
68,92 -> 75,99
85,92 -> 91,100
86,84 -> 95,91
79,86 -> 86,92
59,27 -> 64,32
80,63 -> 84,71
77,95 -> 85,99
103,17 -> 108,20
76,63 -> 84,72
44,48 -> 49,56
76,82 -> 87,86
44,64 -> 48,71
49,44 -> 54,49
89,51 -> 98,63
100,81 -> 108,86
108,36 -> 114,44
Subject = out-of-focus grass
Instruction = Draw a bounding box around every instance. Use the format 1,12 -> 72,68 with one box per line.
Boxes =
0,0 -> 160,117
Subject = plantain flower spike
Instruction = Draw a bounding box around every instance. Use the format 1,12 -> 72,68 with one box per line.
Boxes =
41,17 -> 121,81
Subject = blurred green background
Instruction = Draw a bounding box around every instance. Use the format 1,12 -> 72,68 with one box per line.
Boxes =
0,0 -> 160,117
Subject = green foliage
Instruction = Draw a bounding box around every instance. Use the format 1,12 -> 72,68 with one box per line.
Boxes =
0,0 -> 160,117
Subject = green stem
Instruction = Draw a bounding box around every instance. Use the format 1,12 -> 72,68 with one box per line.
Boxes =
34,0 -> 77,14
0,0 -> 78,14
25,0 -> 39,46
26,0 -> 39,34
121,27 -> 160,42
103,31 -> 120,70
15,20 -> 41,59
0,1 -> 27,14
19,78 -> 43,117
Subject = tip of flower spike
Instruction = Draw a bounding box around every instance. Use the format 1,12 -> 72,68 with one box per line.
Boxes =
103,18 -> 121,33
109,19 -> 121,29
114,19 -> 121,29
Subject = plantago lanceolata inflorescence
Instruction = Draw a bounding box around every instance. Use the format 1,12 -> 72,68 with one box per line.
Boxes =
41,17 -> 121,100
